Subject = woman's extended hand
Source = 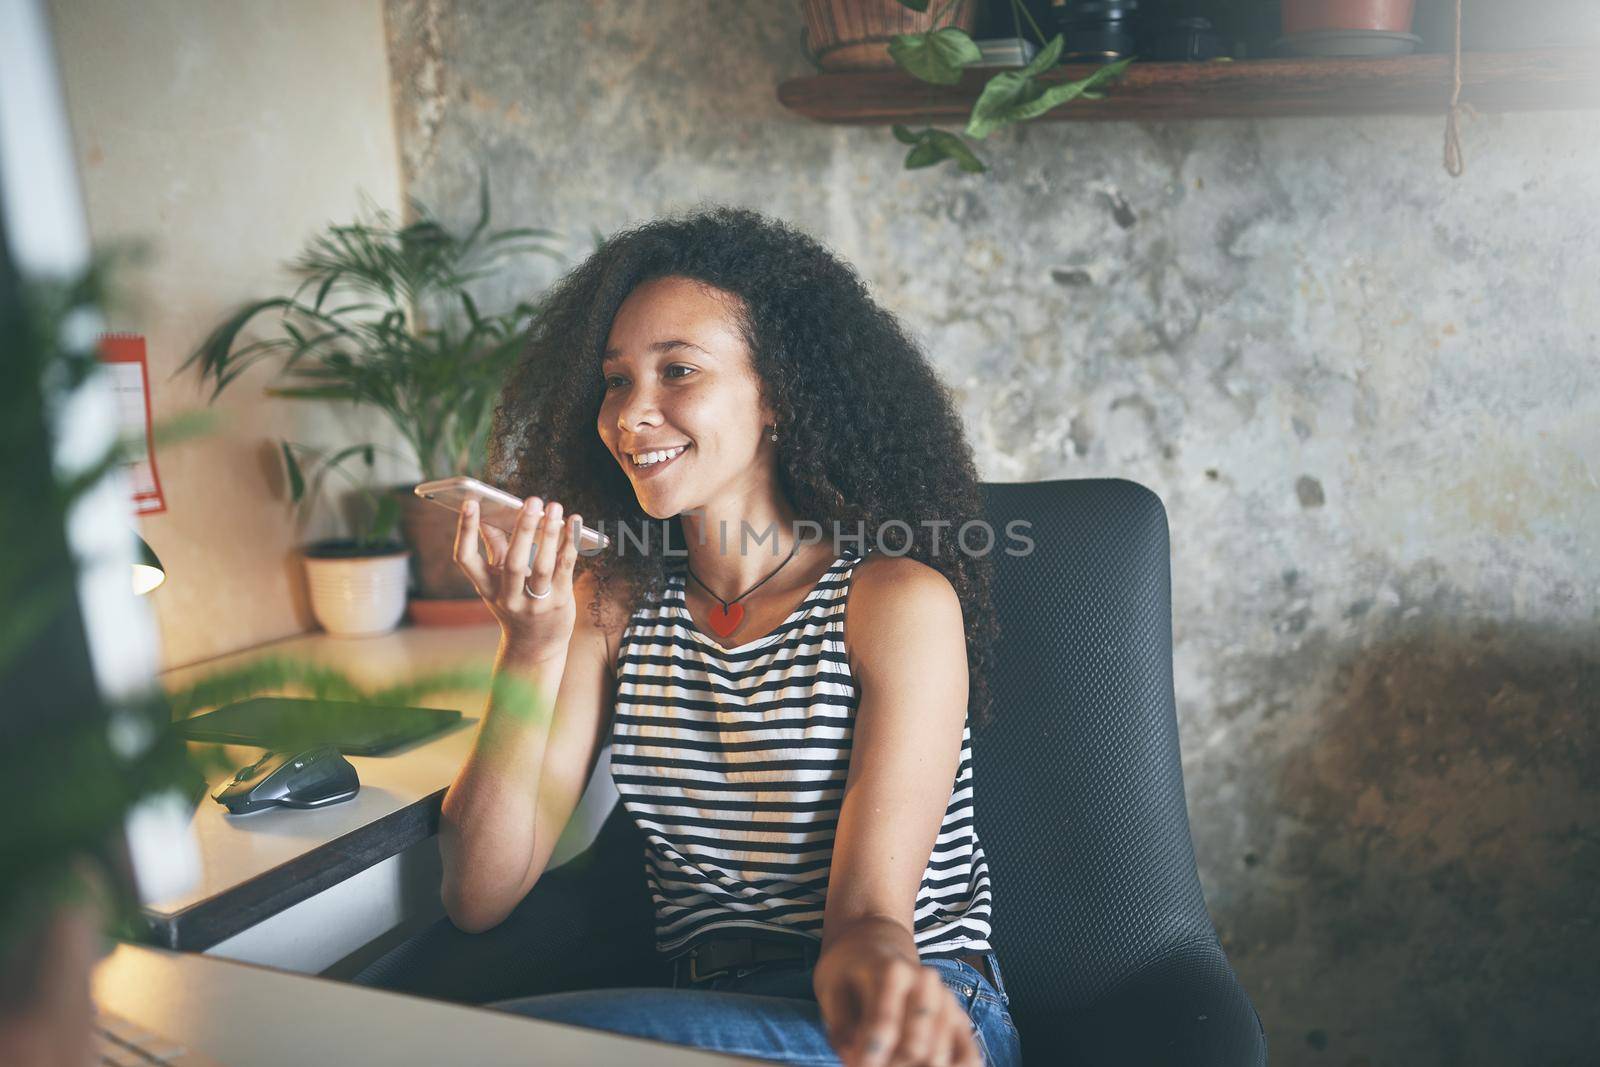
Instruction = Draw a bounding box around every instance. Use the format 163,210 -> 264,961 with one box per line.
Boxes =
452,494 -> 583,664
813,937 -> 983,1067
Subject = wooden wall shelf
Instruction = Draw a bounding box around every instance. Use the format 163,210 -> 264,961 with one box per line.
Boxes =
777,47 -> 1600,124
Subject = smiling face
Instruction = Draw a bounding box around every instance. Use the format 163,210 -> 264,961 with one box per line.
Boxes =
597,275 -> 777,521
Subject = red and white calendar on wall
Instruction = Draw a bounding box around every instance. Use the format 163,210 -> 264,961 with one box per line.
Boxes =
97,332 -> 167,515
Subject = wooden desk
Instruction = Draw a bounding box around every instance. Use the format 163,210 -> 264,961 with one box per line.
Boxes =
145,624 -> 621,973
94,943 -> 765,1066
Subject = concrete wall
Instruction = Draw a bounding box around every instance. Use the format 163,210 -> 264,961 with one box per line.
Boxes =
384,2 -> 1599,1063
49,0 -> 412,670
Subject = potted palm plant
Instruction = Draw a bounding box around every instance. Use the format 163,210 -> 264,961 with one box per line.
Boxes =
182,172 -> 562,610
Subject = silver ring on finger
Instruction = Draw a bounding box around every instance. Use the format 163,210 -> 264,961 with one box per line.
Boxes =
524,577 -> 552,600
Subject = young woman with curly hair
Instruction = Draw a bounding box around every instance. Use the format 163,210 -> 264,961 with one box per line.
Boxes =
439,205 -> 1019,1067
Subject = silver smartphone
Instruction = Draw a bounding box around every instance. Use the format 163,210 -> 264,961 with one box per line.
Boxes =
413,476 -> 611,552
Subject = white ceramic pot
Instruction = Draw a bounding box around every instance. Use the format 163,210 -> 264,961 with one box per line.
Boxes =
301,542 -> 412,636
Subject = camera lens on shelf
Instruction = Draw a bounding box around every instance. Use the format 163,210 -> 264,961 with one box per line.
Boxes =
1048,0 -> 1142,62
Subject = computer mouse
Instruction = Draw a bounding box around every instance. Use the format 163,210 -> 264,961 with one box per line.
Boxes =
211,744 -> 360,815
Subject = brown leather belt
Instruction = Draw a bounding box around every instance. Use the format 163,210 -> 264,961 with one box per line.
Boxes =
672,935 -> 995,988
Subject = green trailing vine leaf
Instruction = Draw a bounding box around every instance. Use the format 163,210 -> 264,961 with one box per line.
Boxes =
888,26 -> 982,86
967,45 -> 1134,139
883,0 -> 1136,174
894,125 -> 987,173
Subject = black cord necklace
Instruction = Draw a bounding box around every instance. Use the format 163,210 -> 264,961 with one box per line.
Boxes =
685,537 -> 804,639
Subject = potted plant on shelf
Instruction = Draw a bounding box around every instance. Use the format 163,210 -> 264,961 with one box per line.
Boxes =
801,0 -> 982,70
181,172 -> 561,616
854,0 -> 1135,173
280,441 -> 412,637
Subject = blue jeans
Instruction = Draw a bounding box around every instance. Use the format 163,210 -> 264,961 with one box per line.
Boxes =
492,950 -> 1022,1066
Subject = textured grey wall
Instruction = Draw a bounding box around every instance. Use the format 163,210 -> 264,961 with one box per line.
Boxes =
383,2 -> 1599,1063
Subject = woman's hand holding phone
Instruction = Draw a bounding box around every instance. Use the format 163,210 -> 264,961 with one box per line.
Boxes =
453,494 -> 582,665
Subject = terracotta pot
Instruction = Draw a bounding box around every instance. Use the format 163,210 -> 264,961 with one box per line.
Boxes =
802,0 -> 980,72
1282,0 -> 1416,34
301,541 -> 411,636
396,487 -> 478,600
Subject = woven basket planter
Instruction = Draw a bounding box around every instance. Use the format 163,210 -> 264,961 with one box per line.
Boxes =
801,0 -> 980,72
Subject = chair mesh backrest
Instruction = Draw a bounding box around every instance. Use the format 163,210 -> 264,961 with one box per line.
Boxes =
973,479 -> 1216,1026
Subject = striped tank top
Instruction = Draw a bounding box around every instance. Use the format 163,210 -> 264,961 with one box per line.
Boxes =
609,547 -> 995,958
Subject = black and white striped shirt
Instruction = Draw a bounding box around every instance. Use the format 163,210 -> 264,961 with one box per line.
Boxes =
609,547 -> 995,958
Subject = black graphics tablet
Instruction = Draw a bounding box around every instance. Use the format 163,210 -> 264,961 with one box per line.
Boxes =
174,696 -> 464,756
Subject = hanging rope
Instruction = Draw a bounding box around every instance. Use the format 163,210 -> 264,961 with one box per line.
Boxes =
1443,0 -> 1465,176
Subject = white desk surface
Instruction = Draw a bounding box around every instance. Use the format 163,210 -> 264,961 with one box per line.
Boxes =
149,624 -> 506,921
94,943 -> 767,1067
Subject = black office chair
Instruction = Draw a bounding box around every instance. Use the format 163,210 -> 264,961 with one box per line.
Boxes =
355,478 -> 1268,1066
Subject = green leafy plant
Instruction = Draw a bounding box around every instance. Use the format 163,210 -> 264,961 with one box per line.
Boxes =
887,0 -> 1136,173
279,440 -> 403,552
1,247 -> 553,971
180,171 -> 562,482
1,655 -> 550,964
0,241 -> 213,675
2,248 -> 129,679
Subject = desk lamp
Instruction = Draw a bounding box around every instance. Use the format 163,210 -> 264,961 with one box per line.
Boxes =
132,532 -> 165,596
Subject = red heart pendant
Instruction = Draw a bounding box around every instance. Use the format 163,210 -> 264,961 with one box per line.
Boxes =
706,601 -> 745,638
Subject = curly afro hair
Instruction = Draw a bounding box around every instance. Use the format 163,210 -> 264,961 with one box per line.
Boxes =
486,204 -> 999,731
